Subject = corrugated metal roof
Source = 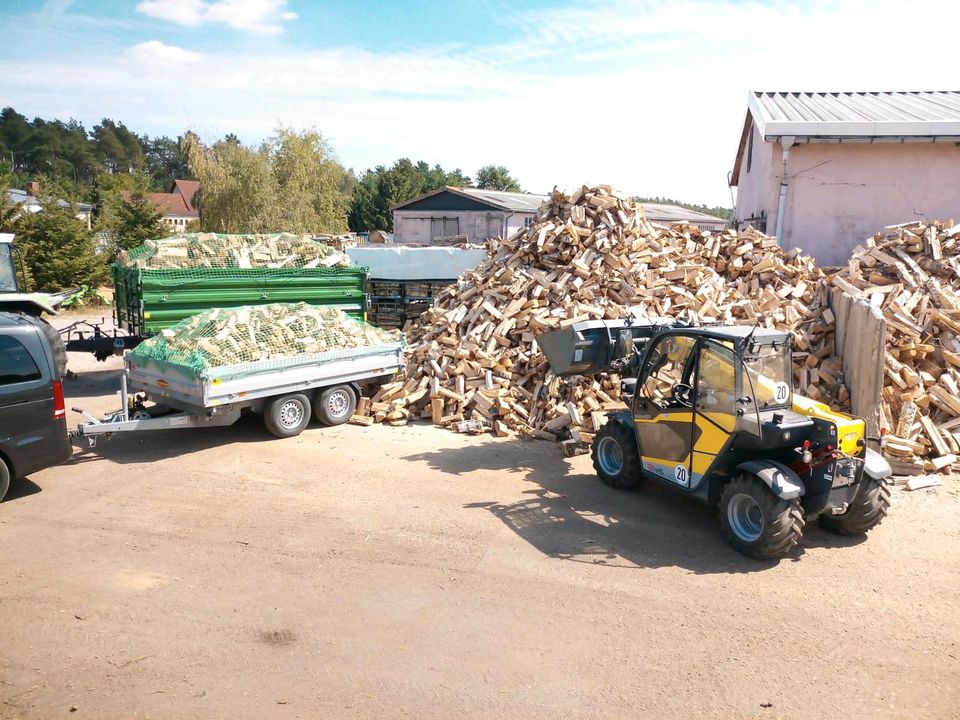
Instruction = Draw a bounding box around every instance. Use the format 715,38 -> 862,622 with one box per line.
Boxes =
455,187 -> 547,212
749,91 -> 960,138
641,203 -> 728,226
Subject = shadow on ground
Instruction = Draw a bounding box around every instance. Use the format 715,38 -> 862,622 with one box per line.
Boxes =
67,410 -> 277,466
1,477 -> 42,503
406,439 -> 862,574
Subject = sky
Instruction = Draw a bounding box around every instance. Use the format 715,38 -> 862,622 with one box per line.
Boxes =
0,0 -> 957,206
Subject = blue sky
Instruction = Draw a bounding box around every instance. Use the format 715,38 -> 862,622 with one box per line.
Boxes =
0,0 -> 956,206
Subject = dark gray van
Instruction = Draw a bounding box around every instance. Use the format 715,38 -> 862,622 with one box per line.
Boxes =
0,312 -> 72,500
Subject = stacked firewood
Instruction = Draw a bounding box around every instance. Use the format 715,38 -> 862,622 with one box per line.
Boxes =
131,303 -> 401,376
350,185 -> 837,443
833,220 -> 960,472
120,233 -> 352,270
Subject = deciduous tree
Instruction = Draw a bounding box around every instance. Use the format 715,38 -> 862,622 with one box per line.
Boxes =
475,165 -> 521,192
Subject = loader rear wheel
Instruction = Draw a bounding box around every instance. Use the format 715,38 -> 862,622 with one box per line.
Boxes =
719,475 -> 805,559
818,474 -> 891,536
314,385 -> 356,426
264,393 -> 311,438
591,422 -> 641,490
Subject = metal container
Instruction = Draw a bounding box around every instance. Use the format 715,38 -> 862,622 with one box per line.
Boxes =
537,318 -> 678,376
113,265 -> 368,336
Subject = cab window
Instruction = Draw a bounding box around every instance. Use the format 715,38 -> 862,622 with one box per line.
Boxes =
0,335 -> 42,385
641,335 -> 696,407
696,341 -> 737,417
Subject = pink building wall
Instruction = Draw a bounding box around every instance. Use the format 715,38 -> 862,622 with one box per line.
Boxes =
735,125 -> 960,265
393,210 -> 531,245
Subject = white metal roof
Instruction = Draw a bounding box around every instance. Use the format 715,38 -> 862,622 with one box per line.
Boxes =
641,203 -> 728,226
749,91 -> 960,139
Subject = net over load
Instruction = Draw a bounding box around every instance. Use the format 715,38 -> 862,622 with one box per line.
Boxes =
118,232 -> 352,271
129,302 -> 403,380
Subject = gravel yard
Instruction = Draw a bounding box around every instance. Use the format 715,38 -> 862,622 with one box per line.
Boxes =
0,342 -> 958,719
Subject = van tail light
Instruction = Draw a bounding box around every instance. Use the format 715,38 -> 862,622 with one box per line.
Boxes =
52,381 -> 66,421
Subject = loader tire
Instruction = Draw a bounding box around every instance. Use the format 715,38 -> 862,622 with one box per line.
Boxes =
591,421 -> 642,490
314,385 -> 356,426
264,393 -> 311,438
719,475 -> 805,559
38,318 -> 67,378
818,474 -> 891,536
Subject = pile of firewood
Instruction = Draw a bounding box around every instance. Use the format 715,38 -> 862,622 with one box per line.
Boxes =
131,302 -> 401,375
833,220 -> 960,472
349,185 -> 837,443
120,233 -> 352,270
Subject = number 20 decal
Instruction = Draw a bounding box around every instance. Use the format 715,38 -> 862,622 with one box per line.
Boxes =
674,464 -> 689,487
774,382 -> 789,403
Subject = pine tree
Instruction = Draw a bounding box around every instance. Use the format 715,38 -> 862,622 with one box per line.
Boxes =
13,204 -> 107,291
116,189 -> 167,252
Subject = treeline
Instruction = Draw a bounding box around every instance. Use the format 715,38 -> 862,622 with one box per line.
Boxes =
0,106 -> 190,200
0,106 -> 526,290
0,106 -> 523,236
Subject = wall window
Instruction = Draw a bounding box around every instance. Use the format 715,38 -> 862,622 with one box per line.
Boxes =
430,217 -> 460,240
524,216 -> 534,228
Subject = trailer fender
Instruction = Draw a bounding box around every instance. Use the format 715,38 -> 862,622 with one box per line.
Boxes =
735,460 -> 805,500
863,447 -> 892,481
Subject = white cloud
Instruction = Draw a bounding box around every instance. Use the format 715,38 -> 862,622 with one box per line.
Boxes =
126,40 -> 206,66
135,0 -> 297,35
3,0 -> 959,205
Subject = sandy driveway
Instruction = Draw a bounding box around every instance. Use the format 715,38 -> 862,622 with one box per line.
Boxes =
0,342 -> 958,719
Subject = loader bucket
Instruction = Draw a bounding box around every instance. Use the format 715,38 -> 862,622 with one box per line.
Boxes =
537,318 -> 675,376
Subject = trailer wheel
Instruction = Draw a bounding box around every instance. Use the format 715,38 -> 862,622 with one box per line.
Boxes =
314,385 -> 356,426
719,475 -> 805,559
264,393 -> 311,438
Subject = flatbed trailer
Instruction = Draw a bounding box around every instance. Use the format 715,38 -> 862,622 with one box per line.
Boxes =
71,342 -> 404,444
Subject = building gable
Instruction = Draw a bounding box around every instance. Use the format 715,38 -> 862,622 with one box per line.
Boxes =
395,190 -> 507,213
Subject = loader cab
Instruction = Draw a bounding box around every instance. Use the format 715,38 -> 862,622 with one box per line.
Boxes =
0,237 -> 22,293
630,327 -> 795,497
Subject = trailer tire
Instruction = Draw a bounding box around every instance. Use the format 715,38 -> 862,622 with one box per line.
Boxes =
314,385 -> 356,426
37,318 -> 67,377
264,394 -> 311,438
818,474 -> 891,536
591,421 -> 642,490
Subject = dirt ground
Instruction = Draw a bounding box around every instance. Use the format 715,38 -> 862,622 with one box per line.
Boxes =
1,329 -> 959,719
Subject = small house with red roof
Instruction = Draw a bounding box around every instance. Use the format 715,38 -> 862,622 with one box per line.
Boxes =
123,179 -> 200,233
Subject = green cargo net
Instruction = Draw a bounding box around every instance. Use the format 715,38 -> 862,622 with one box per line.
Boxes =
129,302 -> 403,381
118,232 -> 354,272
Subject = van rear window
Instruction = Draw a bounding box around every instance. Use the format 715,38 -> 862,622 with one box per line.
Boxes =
0,335 -> 42,385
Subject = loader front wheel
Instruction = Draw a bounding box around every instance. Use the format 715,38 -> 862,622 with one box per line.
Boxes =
818,474 -> 891,536
592,422 -> 641,490
719,475 -> 805,559
264,393 -> 311,438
